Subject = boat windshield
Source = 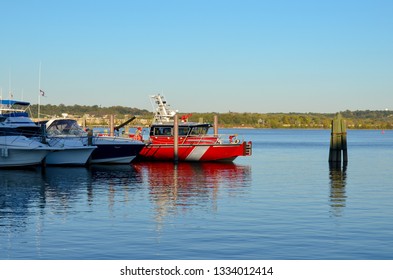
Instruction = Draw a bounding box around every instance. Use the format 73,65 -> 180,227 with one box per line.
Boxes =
151,127 -> 175,136
189,126 -> 209,135
151,125 -> 210,136
47,119 -> 86,136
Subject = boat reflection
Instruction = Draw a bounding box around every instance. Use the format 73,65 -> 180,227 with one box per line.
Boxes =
1,163 -> 251,235
329,163 -> 347,217
132,162 -> 252,228
41,167 -> 92,208
0,168 -> 46,230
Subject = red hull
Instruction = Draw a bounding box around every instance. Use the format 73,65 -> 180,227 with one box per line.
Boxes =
132,161 -> 252,189
137,141 -> 252,162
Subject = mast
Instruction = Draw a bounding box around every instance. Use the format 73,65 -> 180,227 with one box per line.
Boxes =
8,71 -> 12,99
150,94 -> 177,123
38,62 -> 41,121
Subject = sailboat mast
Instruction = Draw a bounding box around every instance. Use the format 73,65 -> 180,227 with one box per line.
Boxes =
38,62 -> 41,120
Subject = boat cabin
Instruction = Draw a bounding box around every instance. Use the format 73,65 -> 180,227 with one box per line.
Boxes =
0,100 -> 42,137
150,123 -> 212,137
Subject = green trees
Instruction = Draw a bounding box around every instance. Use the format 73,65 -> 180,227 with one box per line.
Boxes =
28,103 -> 393,129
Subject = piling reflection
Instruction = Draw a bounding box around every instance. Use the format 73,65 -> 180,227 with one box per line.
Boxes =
132,162 -> 252,228
329,163 -> 347,217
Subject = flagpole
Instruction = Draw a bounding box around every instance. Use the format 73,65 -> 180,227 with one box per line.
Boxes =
9,72 -> 12,99
38,62 -> 41,121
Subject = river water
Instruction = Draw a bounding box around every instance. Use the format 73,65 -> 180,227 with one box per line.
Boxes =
1,129 -> 393,260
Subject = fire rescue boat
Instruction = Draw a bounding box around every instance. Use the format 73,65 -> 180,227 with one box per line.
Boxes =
135,94 -> 252,162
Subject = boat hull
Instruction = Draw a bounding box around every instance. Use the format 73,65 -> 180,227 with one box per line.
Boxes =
137,141 -> 252,162
0,136 -> 55,167
45,146 -> 96,166
0,147 -> 50,167
90,141 -> 146,164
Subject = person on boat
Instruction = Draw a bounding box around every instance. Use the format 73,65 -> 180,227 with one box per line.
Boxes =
134,127 -> 143,141
163,128 -> 171,135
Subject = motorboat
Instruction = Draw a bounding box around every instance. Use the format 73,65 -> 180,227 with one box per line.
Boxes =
0,100 -> 55,167
0,99 -> 95,166
135,94 -> 252,162
44,118 -> 145,164
0,135 -> 54,167
44,137 -> 96,166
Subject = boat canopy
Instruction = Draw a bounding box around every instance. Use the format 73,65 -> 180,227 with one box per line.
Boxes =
46,118 -> 87,136
0,100 -> 30,106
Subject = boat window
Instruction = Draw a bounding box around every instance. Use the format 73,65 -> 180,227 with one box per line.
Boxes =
47,120 -> 86,136
189,126 -> 209,135
152,127 -> 172,136
178,127 -> 190,136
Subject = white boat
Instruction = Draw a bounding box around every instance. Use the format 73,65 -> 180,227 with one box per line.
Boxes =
44,137 -> 96,166
44,118 -> 145,164
0,99 -> 95,166
0,135 -> 53,167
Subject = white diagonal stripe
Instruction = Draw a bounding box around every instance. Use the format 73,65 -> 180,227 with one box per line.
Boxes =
185,146 -> 209,161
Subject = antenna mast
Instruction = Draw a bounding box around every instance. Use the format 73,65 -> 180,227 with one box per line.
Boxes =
38,62 -> 41,121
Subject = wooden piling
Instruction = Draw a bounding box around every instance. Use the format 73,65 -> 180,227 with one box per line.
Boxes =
329,113 -> 348,166
109,115 -> 115,137
82,116 -> 87,130
87,129 -> 93,146
214,115 -> 218,137
174,115 -> 179,163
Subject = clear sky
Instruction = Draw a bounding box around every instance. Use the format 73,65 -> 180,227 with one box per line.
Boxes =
1,0 -> 392,113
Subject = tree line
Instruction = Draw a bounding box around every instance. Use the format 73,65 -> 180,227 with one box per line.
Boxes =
187,110 -> 393,129
29,104 -> 393,129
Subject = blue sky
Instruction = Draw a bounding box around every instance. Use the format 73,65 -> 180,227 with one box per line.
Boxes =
1,0 -> 392,113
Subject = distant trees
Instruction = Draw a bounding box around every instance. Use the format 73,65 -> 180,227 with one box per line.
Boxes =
183,111 -> 393,129
29,104 -> 150,119
28,103 -> 393,129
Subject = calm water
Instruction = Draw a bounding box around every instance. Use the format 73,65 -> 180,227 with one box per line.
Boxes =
1,129 -> 393,260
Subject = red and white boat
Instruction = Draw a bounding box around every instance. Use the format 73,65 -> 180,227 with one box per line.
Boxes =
136,95 -> 252,162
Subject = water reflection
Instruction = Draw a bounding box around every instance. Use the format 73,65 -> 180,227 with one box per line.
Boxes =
329,163 -> 347,217
0,168 -> 46,230
42,167 -> 92,210
132,162 -> 252,228
1,163 -> 251,233
87,164 -> 143,212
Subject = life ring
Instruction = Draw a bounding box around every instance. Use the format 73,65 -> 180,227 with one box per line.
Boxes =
229,135 -> 239,144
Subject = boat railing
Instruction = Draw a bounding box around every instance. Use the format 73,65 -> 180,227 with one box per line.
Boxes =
90,134 -> 144,144
0,132 -> 47,148
178,133 -> 243,145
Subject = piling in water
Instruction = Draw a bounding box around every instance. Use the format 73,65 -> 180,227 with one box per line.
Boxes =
214,115 -> 218,137
329,113 -> 348,166
87,129 -> 93,146
174,115 -> 179,163
109,115 -> 115,137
